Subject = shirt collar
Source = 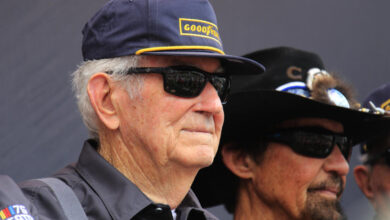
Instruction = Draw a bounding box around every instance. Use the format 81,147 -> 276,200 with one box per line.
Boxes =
76,139 -> 153,220
75,139 -> 215,220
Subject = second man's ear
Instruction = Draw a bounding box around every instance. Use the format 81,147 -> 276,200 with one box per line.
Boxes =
87,73 -> 120,130
353,165 -> 375,203
221,144 -> 256,180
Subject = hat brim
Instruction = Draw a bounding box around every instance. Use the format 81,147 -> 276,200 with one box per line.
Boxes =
143,51 -> 265,75
192,90 -> 390,208
222,90 -> 388,142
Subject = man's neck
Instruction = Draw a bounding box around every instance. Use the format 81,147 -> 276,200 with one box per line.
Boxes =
234,182 -> 294,220
98,132 -> 198,209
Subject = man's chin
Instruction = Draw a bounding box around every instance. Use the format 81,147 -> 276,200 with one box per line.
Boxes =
194,149 -> 216,168
303,193 -> 346,220
174,147 -> 216,169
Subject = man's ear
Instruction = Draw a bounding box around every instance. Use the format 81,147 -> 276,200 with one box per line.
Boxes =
87,73 -> 120,130
221,145 -> 255,179
354,165 -> 374,202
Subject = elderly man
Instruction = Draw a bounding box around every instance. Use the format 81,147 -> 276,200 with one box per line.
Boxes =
193,47 -> 389,220
354,83 -> 390,220
0,0 -> 264,219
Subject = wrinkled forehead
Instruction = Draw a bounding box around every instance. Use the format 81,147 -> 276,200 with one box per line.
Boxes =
138,55 -> 221,72
271,117 -> 344,134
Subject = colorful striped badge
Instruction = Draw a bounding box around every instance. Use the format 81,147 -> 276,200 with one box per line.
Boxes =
0,205 -> 33,220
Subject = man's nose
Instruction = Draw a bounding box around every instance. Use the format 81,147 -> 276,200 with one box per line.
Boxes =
323,145 -> 350,177
194,82 -> 223,115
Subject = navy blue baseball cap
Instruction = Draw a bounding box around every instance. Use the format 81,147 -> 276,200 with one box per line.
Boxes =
360,83 -> 390,155
81,0 -> 265,75
362,83 -> 390,113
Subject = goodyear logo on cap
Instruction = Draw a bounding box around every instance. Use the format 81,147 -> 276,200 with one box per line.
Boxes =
179,18 -> 221,46
381,99 -> 390,111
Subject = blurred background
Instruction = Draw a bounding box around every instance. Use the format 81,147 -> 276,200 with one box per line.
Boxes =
1,1 -> 389,219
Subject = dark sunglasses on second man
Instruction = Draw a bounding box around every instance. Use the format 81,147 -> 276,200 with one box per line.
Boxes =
265,127 -> 353,160
125,65 -> 231,103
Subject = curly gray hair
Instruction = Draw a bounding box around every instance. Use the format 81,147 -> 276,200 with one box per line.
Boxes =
72,55 -> 144,140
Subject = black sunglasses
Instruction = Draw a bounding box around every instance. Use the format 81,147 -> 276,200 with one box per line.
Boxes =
125,65 -> 230,103
365,148 -> 390,166
265,127 -> 353,160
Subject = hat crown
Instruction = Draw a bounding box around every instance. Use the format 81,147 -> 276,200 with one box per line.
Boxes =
242,47 -> 325,91
82,0 -> 224,60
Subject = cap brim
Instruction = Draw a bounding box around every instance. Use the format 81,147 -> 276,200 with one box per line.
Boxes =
143,51 -> 265,75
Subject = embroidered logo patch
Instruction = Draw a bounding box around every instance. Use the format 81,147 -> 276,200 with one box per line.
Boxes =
381,99 -> 390,111
0,205 -> 33,220
179,18 -> 221,45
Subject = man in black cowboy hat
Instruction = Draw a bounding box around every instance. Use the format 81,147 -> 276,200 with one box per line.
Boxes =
192,47 -> 390,220
354,83 -> 390,220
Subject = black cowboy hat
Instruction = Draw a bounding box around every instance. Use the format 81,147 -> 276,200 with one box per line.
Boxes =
192,46 -> 390,209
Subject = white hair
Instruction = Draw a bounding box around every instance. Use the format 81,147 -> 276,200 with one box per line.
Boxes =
72,55 -> 144,140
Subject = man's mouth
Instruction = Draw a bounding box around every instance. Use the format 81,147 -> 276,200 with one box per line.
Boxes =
183,129 -> 211,133
308,175 -> 344,200
308,183 -> 344,200
182,126 -> 214,134
308,187 -> 340,199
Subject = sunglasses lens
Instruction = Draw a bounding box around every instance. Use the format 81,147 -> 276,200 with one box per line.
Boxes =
291,133 -> 334,158
164,71 -> 207,98
268,129 -> 352,160
210,76 -> 228,101
130,66 -> 229,101
164,69 -> 228,101
336,137 -> 353,160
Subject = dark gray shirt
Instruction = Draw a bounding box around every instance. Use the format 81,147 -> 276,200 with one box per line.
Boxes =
0,140 -> 218,220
